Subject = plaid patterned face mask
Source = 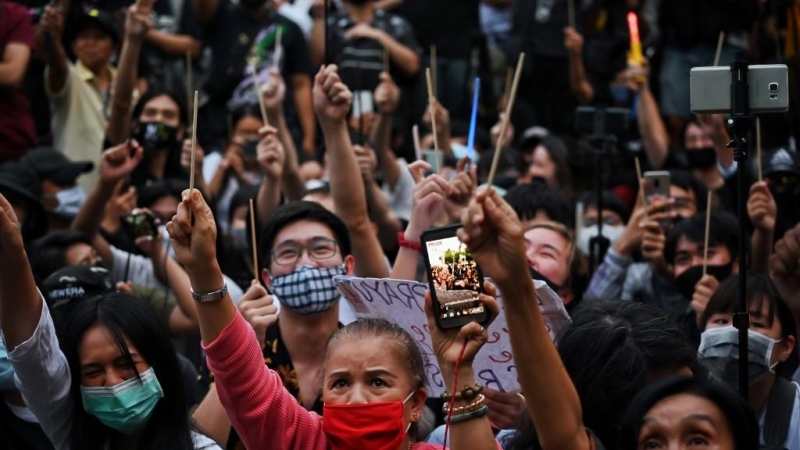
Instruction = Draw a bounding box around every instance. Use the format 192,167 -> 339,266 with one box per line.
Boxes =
271,265 -> 345,315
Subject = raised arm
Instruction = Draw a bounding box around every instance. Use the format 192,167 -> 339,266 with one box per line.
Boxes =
169,188 -> 326,450
0,8 -> 33,89
107,6 -> 151,145
315,65 -> 388,278
633,62 -> 669,169
264,69 -> 305,201
354,144 -> 403,253
40,6 -> 69,95
255,126 -> 286,226
747,181 -> 776,275
292,73 -> 318,158
391,167 -> 449,280
371,71 -> 402,187
563,27 -> 594,105
72,142 -> 144,264
458,188 -> 593,450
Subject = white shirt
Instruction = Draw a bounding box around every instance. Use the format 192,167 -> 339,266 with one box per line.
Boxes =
759,381 -> 800,450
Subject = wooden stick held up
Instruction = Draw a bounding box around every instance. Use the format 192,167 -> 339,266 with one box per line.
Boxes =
186,51 -> 193,129
502,67 -> 513,109
714,31 -> 725,67
412,124 -> 422,162
251,67 -> 270,127
249,199 -> 259,281
702,191 -> 713,277
425,68 -> 440,172
487,53 -> 525,188
567,0 -> 576,29
430,45 -> 437,98
189,90 -> 199,221
756,117 -> 763,181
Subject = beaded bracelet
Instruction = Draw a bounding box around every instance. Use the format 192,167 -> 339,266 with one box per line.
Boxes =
448,405 -> 489,424
441,382 -> 483,403
442,393 -> 486,415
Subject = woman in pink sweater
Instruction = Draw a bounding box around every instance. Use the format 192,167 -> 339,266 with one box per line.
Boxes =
167,65 -> 502,450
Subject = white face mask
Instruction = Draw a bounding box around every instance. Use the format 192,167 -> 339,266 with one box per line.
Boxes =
577,224 -> 626,256
48,186 -> 87,218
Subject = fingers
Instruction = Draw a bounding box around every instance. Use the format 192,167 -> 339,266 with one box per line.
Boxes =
455,156 -> 470,173
258,125 -> 279,139
408,161 -> 431,183
477,291 -> 500,327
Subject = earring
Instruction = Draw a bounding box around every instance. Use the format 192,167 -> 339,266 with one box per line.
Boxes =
411,413 -> 419,421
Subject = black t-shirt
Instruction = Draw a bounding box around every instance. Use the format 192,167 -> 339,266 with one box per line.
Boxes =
397,0 -> 479,59
326,8 -> 420,94
0,397 -> 54,450
140,0 -> 205,93
201,3 -> 312,147
514,0 -> 570,59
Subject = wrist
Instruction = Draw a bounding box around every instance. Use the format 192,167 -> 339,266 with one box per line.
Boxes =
613,236 -> 635,257
187,262 -> 224,289
403,225 -> 423,243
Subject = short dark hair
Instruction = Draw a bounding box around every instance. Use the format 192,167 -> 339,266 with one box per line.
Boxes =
670,169 -> 709,212
577,190 -> 631,224
621,376 -> 759,450
504,180 -> 574,228
63,293 -> 195,449
132,89 -> 188,127
538,136 -> 573,198
259,201 -> 352,269
29,230 -> 94,280
664,211 -> 739,266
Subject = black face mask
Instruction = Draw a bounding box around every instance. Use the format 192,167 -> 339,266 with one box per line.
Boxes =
686,147 -> 717,170
131,121 -> 179,153
529,266 -> 561,292
674,263 -> 733,300
345,0 -> 371,5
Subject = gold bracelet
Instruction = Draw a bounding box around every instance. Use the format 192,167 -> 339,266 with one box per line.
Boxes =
442,393 -> 486,415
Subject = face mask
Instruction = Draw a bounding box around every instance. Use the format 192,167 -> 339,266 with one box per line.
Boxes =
610,84 -> 633,106
323,391 -> 415,450
47,186 -> 87,218
529,266 -> 561,292
673,264 -> 733,300
230,227 -> 249,253
240,0 -> 267,9
81,367 -> 164,435
698,326 -> 782,387
0,339 -> 15,391
271,265 -> 345,315
131,121 -> 179,153
686,147 -> 717,170
577,224 -> 626,256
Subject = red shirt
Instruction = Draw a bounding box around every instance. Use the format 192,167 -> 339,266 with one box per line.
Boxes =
0,2 -> 36,163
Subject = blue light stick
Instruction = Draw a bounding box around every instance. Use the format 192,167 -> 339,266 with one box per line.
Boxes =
467,77 -> 481,162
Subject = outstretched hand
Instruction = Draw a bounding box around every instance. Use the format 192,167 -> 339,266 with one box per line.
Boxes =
261,68 -> 286,111
100,141 -> 144,184
313,65 -> 353,126
425,282 -> 499,368
457,188 -> 527,286
166,189 -> 218,280
0,193 -> 23,255
748,181 -> 777,232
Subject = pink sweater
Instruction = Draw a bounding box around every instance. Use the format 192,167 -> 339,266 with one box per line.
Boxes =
204,312 -> 450,450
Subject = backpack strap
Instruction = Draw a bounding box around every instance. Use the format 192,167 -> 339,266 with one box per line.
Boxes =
762,377 -> 797,448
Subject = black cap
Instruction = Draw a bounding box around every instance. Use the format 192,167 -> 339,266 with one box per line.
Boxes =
71,8 -> 119,44
519,126 -> 550,153
763,147 -> 800,177
0,162 -> 42,206
20,148 -> 93,186
43,265 -> 114,312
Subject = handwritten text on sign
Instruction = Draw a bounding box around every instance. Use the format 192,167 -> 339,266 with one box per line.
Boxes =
334,277 -> 570,397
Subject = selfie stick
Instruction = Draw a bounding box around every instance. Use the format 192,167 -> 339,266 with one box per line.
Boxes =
727,55 -> 752,399
756,117 -> 763,181
702,191 -> 712,277
249,199 -> 259,281
487,53 -> 525,188
467,77 -> 481,163
568,0 -> 575,29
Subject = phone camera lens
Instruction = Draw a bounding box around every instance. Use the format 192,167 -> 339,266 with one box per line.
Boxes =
769,82 -> 779,93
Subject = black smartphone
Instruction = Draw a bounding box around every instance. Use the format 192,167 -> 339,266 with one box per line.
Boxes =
421,224 -> 488,330
241,137 -> 259,159
121,212 -> 159,239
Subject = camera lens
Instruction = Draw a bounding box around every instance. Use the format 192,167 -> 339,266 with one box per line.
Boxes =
769,82 -> 779,93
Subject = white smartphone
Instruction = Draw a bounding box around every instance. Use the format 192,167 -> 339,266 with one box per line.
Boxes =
690,65 -> 789,114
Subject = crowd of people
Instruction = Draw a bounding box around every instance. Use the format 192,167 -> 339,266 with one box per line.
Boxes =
1,0 -> 800,449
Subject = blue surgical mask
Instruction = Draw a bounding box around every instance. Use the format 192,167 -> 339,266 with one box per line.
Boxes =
0,339 -> 15,390
80,367 -> 164,435
47,186 -> 87,218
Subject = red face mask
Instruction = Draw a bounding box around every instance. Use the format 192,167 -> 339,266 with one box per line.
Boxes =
322,392 -> 415,450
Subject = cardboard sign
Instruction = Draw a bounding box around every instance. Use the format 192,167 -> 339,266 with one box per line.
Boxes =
334,277 -> 570,397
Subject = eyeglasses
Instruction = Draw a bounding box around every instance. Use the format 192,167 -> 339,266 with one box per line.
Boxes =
271,237 -> 339,266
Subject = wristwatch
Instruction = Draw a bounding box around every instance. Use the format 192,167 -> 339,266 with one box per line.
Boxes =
191,284 -> 228,303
